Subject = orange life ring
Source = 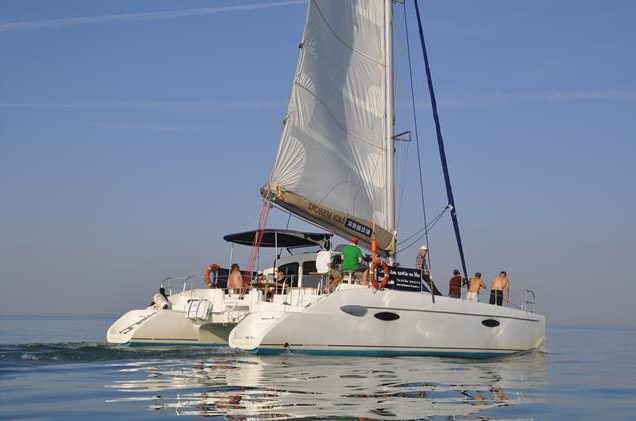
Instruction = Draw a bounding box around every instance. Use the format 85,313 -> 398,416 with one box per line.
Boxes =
370,259 -> 389,289
204,264 -> 220,288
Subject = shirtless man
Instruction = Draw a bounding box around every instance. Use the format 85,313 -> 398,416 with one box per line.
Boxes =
227,264 -> 243,291
467,272 -> 487,302
489,271 -> 510,306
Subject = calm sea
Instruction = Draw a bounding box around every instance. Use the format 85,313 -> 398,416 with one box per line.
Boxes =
0,315 -> 634,420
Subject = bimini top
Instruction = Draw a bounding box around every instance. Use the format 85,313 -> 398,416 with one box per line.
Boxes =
223,229 -> 332,249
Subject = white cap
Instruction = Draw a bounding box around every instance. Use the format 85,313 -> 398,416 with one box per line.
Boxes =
420,245 -> 428,251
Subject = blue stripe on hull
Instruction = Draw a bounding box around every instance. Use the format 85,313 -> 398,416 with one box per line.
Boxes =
117,343 -> 522,359
253,347 -> 514,359
124,341 -> 226,348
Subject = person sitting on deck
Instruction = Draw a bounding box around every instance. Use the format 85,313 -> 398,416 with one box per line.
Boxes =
315,244 -> 332,275
317,243 -> 343,292
256,272 -> 266,291
341,237 -> 368,284
274,268 -> 295,292
325,267 -> 343,292
227,263 -> 243,292
149,287 -> 170,309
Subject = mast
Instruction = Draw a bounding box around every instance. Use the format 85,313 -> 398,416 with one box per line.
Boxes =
385,0 -> 395,255
413,0 -> 469,281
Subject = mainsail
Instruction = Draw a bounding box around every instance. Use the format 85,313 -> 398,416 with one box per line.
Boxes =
265,0 -> 396,254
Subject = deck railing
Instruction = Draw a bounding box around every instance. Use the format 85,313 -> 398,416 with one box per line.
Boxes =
522,289 -> 536,313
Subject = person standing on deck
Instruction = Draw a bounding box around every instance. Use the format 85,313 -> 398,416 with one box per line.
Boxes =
415,245 -> 442,296
489,271 -> 510,306
448,269 -> 462,298
467,272 -> 487,302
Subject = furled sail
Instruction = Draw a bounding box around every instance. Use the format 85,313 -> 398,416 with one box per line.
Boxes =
264,0 -> 396,254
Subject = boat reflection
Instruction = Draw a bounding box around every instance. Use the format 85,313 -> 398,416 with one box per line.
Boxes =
107,351 -> 546,419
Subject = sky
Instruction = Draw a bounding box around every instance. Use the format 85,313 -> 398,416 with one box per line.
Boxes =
1,0 -> 634,329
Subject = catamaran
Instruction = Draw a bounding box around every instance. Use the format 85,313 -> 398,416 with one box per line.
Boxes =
227,0 -> 546,357
107,0 -> 545,356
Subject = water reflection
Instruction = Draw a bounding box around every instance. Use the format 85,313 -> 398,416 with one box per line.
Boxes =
107,351 -> 546,419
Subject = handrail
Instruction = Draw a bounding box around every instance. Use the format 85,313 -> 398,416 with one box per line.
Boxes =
176,273 -> 232,294
160,277 -> 172,296
523,289 -> 537,313
183,275 -> 198,294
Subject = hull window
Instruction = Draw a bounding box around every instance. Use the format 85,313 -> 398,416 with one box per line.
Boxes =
482,319 -> 500,327
374,312 -> 400,321
340,305 -> 367,317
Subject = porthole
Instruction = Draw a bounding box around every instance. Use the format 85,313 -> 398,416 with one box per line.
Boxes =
481,319 -> 500,327
373,312 -> 400,321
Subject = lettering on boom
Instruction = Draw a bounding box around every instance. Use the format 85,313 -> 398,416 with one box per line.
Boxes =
345,218 -> 372,238
308,202 -> 332,220
308,202 -> 346,224
306,202 -> 371,238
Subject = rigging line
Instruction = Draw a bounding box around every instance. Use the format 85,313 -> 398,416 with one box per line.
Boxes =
244,199 -> 272,284
396,212 -> 446,254
397,204 -> 449,245
398,209 -> 446,250
403,1 -> 431,267
394,6 -> 414,235
413,0 -> 469,281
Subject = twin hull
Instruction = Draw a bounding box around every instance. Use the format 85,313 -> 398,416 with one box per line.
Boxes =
107,285 -> 545,358
229,286 -> 546,358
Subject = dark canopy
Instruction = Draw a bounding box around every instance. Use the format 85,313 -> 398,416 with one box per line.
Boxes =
223,229 -> 332,249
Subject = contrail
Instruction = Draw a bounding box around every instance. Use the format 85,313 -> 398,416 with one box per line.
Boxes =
0,100 -> 286,112
0,0 -> 306,33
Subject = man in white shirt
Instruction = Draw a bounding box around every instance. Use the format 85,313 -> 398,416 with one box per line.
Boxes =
316,244 -> 343,292
316,246 -> 331,274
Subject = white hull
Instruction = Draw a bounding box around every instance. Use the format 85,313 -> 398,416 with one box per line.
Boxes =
229,285 -> 545,358
106,308 -> 236,346
107,288 -> 261,346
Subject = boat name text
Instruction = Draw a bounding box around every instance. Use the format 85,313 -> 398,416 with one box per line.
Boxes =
307,202 -> 372,238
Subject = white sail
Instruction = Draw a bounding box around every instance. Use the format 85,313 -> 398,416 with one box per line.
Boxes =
266,0 -> 395,253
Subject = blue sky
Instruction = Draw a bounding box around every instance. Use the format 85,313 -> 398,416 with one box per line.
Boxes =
1,0 -> 634,328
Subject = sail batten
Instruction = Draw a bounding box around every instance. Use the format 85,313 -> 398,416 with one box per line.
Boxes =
268,0 -> 395,252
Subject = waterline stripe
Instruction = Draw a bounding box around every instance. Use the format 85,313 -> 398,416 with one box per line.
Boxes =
261,344 -> 525,352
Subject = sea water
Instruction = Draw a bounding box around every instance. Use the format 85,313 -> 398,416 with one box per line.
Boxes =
0,315 -> 634,420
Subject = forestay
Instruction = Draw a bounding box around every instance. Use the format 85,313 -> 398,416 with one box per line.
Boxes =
265,0 -> 396,254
